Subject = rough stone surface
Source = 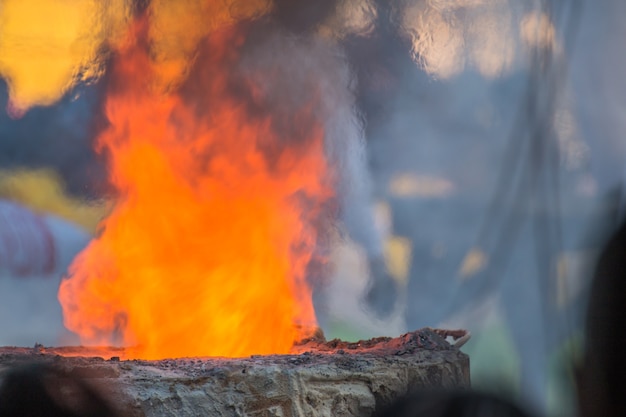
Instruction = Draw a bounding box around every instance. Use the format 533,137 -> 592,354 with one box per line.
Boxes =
0,328 -> 470,417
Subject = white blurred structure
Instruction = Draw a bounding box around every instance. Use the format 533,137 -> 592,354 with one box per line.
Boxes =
0,200 -> 90,346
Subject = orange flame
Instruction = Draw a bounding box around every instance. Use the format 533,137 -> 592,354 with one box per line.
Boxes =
58,18 -> 333,359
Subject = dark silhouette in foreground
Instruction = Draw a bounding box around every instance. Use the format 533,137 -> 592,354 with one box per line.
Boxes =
0,363 -> 122,417
577,220 -> 626,417
372,390 -> 534,417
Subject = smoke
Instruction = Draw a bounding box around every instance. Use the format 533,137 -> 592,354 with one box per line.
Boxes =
272,0 -> 338,33
236,24 -> 383,257
229,16 -> 398,331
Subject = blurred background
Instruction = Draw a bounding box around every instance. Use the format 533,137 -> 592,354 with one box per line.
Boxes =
0,0 -> 625,416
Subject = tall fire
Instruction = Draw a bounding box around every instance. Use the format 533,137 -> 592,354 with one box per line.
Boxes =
0,2 -> 476,414
57,10 -> 335,359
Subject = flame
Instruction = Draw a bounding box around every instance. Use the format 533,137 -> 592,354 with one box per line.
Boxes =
58,17 -> 333,359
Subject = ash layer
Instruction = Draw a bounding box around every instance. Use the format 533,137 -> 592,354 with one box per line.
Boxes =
0,328 -> 470,417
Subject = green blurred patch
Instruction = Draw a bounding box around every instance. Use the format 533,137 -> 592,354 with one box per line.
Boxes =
324,318 -> 376,342
547,332 -> 582,417
462,317 -> 580,417
462,320 -> 521,396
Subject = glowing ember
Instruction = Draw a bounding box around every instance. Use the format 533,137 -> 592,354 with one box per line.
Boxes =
58,18 -> 333,360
